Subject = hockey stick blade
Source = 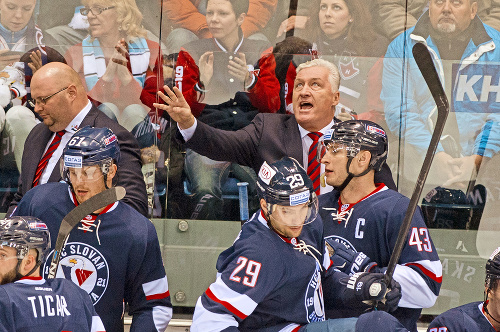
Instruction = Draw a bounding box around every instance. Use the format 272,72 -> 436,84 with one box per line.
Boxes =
47,186 -> 126,279
384,43 -> 449,286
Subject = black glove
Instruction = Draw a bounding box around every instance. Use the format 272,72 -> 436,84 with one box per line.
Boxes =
325,238 -> 379,275
377,277 -> 401,313
340,272 -> 401,312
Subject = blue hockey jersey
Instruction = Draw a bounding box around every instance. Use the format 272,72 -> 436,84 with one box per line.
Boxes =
14,182 -> 172,332
0,276 -> 105,332
191,210 -> 335,332
427,302 -> 496,332
319,185 -> 442,332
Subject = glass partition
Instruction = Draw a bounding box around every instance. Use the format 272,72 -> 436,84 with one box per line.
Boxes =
1,0 -> 499,324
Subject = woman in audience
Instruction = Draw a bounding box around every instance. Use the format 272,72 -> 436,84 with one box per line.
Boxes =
65,0 -> 163,146
280,0 -> 388,122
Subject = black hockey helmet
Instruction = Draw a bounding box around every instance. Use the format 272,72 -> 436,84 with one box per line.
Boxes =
318,120 -> 388,172
61,126 -> 120,185
257,157 -> 318,225
486,247 -> 500,289
0,216 -> 51,265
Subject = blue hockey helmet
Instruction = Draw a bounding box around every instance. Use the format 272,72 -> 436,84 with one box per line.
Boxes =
61,126 -> 120,184
318,120 -> 388,172
0,216 -> 51,265
257,157 -> 318,225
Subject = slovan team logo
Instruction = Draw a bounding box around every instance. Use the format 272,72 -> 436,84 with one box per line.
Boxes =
305,264 -> 325,322
44,242 -> 109,304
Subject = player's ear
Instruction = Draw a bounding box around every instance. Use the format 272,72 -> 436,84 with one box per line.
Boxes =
21,249 -> 38,275
108,163 -> 117,179
260,199 -> 268,214
106,163 -> 117,187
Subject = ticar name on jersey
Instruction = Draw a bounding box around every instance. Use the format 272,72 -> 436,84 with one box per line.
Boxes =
28,294 -> 71,318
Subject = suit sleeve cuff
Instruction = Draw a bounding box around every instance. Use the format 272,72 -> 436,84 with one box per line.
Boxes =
178,118 -> 198,141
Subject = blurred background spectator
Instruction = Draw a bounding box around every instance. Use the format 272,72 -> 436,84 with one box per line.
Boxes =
64,0 -> 164,148
278,0 -> 388,122
165,0 -> 277,54
376,0 -> 500,41
174,0 -> 280,220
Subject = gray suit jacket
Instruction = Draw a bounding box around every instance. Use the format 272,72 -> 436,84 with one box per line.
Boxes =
9,106 -> 148,216
185,113 -> 396,190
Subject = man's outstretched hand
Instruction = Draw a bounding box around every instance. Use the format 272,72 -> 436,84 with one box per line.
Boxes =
154,86 -> 195,129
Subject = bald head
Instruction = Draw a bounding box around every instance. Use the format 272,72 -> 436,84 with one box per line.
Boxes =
32,62 -> 85,92
31,63 -> 89,132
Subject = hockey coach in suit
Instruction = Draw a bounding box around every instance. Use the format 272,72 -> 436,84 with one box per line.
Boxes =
155,58 -> 396,194
8,62 -> 148,216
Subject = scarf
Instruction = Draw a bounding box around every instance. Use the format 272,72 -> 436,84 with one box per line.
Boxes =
82,36 -> 150,90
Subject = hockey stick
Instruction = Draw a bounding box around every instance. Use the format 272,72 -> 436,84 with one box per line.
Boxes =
384,43 -> 449,286
47,186 -> 126,279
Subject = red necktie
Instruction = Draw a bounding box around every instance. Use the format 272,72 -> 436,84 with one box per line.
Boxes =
307,132 -> 322,195
32,130 -> 65,187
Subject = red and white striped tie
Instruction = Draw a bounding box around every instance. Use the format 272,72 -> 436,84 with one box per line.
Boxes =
307,132 -> 323,195
32,130 -> 65,187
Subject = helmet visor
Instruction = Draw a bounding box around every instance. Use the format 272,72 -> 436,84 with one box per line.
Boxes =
316,141 -> 360,163
268,197 -> 318,227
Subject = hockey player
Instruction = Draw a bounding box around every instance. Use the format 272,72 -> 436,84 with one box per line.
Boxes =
191,157 -> 404,331
427,247 -> 500,332
0,216 -> 106,331
317,119 -> 442,332
13,126 -> 172,332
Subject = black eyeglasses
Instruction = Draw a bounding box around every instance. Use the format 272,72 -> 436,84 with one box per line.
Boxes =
28,86 -> 69,108
79,6 -> 115,16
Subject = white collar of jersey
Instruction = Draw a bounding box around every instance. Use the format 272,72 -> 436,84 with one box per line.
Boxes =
15,276 -> 45,285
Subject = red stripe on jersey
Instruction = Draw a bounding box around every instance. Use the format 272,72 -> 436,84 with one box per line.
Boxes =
205,287 -> 247,320
20,276 -> 43,280
405,262 -> 442,283
292,326 -> 302,332
146,290 -> 170,301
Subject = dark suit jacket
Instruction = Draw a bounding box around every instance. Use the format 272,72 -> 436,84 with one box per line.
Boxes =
185,113 -> 397,190
9,106 -> 148,216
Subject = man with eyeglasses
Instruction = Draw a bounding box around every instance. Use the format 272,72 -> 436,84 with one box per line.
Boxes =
7,62 -> 148,216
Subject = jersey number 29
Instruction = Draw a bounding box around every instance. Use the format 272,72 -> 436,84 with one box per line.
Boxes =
229,256 -> 262,287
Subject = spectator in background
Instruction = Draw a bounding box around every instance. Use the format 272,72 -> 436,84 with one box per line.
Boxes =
64,0 -> 164,148
381,0 -> 500,188
377,0 -> 500,41
174,0 -> 280,220
8,62 -> 148,216
165,0 -> 277,54
278,0 -> 388,122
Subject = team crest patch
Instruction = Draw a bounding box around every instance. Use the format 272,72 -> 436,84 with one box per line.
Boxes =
258,161 -> 276,185
43,242 -> 109,304
305,264 -> 325,323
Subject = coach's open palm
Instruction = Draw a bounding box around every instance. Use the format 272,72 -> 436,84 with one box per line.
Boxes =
155,86 -> 195,129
